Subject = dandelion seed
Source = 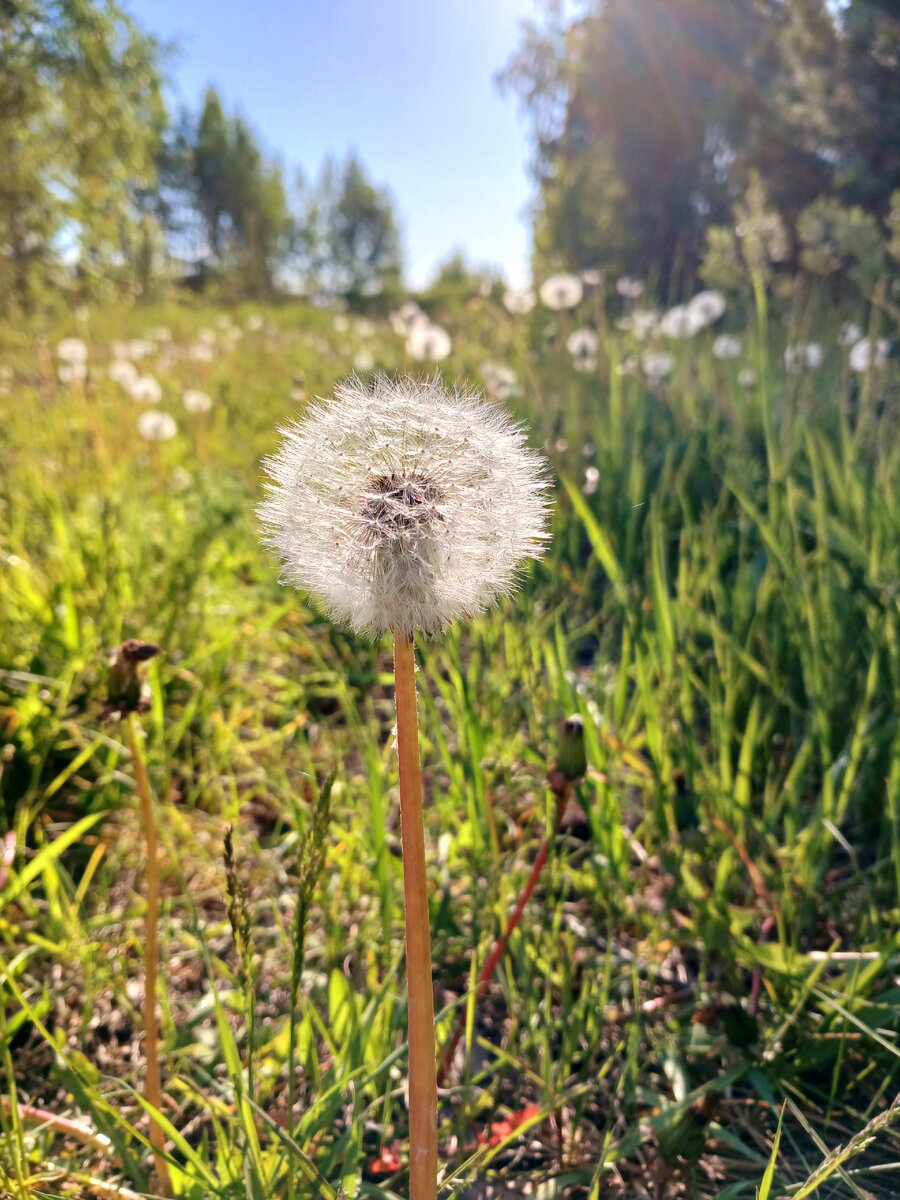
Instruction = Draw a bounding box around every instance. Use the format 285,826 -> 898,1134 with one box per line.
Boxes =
712,334 -> 743,360
57,338 -> 88,364
642,350 -> 674,381
687,289 -> 726,327
137,410 -> 177,441
539,274 -> 583,310
259,374 -> 551,640
183,389 -> 212,413
616,276 -> 645,299
566,328 -> 600,361
407,324 -> 452,362
849,337 -> 890,372
503,287 -> 536,315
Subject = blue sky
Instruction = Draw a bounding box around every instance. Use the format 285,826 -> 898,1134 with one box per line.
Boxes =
125,0 -> 540,288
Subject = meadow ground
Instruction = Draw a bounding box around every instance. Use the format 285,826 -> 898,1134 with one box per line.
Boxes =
2,286 -> 900,1198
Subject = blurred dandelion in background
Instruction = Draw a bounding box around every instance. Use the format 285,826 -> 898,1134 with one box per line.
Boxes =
713,334 -> 743,360
642,350 -> 675,381
57,338 -> 87,365
616,276 -> 645,299
406,324 -> 452,362
137,411 -> 177,441
566,328 -> 599,363
539,274 -> 583,310
687,289 -> 727,327
131,375 -> 163,404
849,337 -> 890,372
785,342 -> 823,372
660,305 -> 703,339
183,389 -> 213,413
503,286 -> 536,315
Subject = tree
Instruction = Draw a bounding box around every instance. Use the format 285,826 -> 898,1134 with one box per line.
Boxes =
0,0 -> 167,310
315,153 -> 403,298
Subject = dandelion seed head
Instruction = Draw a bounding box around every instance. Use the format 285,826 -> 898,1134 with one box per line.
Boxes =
406,324 -> 452,362
259,374 -> 552,639
616,276 -> 645,299
539,274 -> 583,310
687,289 -> 727,327
183,389 -> 213,413
566,328 -> 599,360
57,338 -> 88,364
137,410 -> 177,441
849,336 -> 890,373
712,334 -> 743,360
503,287 -> 536,315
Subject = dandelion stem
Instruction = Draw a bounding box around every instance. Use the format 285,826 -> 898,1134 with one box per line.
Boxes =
126,712 -> 171,1198
393,634 -> 437,1200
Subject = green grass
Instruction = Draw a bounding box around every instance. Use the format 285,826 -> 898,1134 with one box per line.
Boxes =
2,287 -> 900,1197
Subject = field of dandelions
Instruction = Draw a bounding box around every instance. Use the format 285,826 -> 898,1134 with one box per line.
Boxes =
3,274 -> 900,1198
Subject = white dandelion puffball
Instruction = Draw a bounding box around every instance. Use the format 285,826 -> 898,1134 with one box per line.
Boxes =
642,350 -> 674,381
503,287 -> 536,315
581,268 -> 603,287
406,323 -> 452,362
137,410 -> 177,441
849,337 -> 890,373
183,389 -> 213,413
839,321 -> 863,347
712,334 -> 743,360
566,328 -> 600,360
57,338 -> 88,364
131,374 -> 162,404
660,305 -> 703,339
109,359 -> 139,389
259,375 -> 551,639
539,274 -> 583,310
784,342 -> 823,372
687,290 -> 726,328
616,276 -> 645,299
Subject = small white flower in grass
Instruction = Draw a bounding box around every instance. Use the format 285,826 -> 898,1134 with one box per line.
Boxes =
583,466 -> 600,495
713,334 -> 743,360
407,324 -> 452,362
110,360 -> 139,389
259,374 -> 551,640
642,350 -> 674,381
687,290 -> 726,327
616,276 -> 645,299
784,342 -> 823,372
183,389 -> 212,413
849,337 -> 890,372
660,305 -> 703,339
503,287 -> 536,315
57,338 -> 87,364
839,322 -> 863,347
137,410 -> 177,441
539,274 -> 583,310
131,375 -> 162,403
738,366 -> 758,387
566,328 -> 599,361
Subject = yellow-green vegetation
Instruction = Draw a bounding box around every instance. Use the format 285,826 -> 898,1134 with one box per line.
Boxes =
3,286 -> 900,1199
